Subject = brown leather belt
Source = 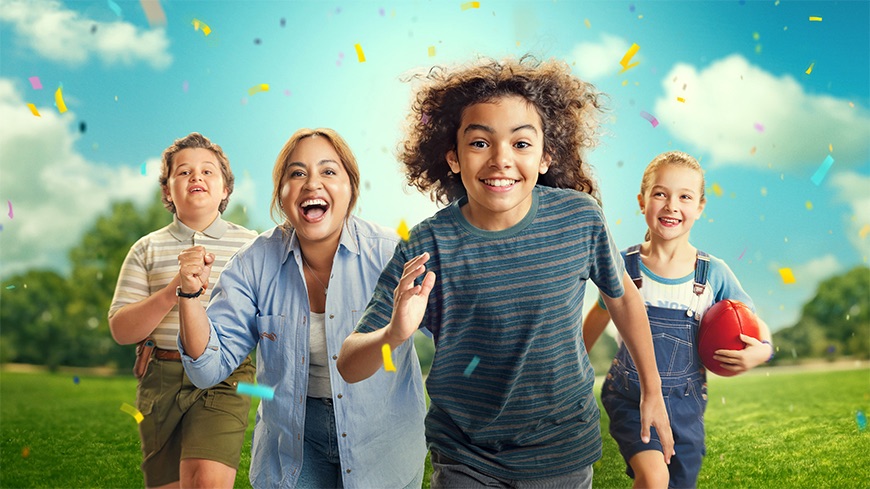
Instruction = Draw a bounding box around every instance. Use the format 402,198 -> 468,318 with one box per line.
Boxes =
154,348 -> 182,361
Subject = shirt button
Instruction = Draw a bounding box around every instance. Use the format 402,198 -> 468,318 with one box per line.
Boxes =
341,432 -> 347,437
336,394 -> 343,399
332,354 -> 338,360
329,314 -> 335,319
346,469 -> 351,474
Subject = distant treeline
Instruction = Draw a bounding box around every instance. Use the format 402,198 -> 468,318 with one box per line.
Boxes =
1,193 -> 867,372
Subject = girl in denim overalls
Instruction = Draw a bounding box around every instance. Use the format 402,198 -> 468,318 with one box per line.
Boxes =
583,151 -> 774,489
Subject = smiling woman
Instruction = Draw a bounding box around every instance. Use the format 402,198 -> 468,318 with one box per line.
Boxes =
174,128 -> 428,489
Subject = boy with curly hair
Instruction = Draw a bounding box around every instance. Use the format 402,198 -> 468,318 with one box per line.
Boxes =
338,56 -> 674,488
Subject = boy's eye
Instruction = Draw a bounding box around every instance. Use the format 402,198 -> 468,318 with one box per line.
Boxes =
515,141 -> 531,149
470,140 -> 488,149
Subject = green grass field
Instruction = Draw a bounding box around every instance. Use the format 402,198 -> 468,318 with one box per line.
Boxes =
1,365 -> 868,488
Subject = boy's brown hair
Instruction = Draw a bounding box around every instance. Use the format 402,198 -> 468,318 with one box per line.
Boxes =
159,132 -> 235,214
399,55 -> 606,205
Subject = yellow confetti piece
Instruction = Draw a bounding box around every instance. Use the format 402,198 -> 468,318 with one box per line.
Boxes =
354,43 -> 366,62
778,268 -> 796,284
676,96 -> 685,103
828,143 -> 833,152
805,201 -> 813,210
192,18 -> 211,36
805,62 -> 814,75
584,18 -> 591,28
615,219 -> 622,225
859,224 -> 870,239
750,146 -> 757,155
809,16 -> 822,21
460,1 -> 480,10
55,87 -> 67,113
27,103 -> 40,117
397,219 -> 410,241
120,402 -> 144,423
711,182 -> 723,197
619,43 -> 640,73
21,446 -> 30,458
381,343 -> 396,372
248,84 -> 269,96
428,46 -> 435,57
760,187 -> 767,196
752,32 -> 760,41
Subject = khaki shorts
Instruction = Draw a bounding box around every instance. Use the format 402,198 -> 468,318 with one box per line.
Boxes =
136,355 -> 255,487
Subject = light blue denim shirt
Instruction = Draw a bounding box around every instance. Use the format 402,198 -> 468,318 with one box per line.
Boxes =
179,216 -> 427,489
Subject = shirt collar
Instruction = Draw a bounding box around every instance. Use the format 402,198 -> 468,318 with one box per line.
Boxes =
283,217 -> 360,265
168,214 -> 229,242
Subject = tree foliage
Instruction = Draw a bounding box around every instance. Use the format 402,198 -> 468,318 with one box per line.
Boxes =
1,192 -> 251,371
773,265 -> 870,362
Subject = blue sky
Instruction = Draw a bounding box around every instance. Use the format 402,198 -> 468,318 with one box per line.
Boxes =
1,0 -> 868,333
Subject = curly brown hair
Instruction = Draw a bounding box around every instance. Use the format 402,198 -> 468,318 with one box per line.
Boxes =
399,55 -> 606,205
159,132 -> 234,214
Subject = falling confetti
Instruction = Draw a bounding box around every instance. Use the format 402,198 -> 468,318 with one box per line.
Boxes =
381,343 -> 396,372
778,268 -> 796,284
428,46 -> 436,57
140,162 -> 147,175
139,0 -> 167,27
857,410 -> 867,431
584,18 -> 591,28
55,87 -> 67,113
753,122 -> 764,132
107,0 -> 122,17
738,246 -> 747,261
73,376 -> 80,384
639,111 -> 658,127
7,200 -> 13,219
676,96 -> 685,103
460,1 -> 480,10
237,382 -> 275,400
191,18 -> 211,36
21,446 -> 30,458
805,201 -> 813,210
859,225 -> 870,239
829,143 -> 833,152
354,43 -> 366,62
247,84 -> 269,96
27,103 -> 40,117
463,355 -> 481,377
711,183 -> 723,197
28,76 -> 43,90
397,219 -> 410,241
809,16 -> 822,21
810,155 -> 834,185
182,80 -> 189,92
619,43 -> 640,72
120,403 -> 144,423
805,62 -> 814,75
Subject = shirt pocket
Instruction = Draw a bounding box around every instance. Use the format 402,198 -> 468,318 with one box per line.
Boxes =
255,315 -> 290,379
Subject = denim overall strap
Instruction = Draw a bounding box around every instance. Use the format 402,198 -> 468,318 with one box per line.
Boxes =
625,244 -> 643,289
692,250 -> 710,296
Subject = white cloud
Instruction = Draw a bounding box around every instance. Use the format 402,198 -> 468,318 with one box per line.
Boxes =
0,0 -> 171,69
568,34 -> 634,81
793,254 -> 845,286
0,78 -> 156,277
829,171 -> 870,254
654,54 -> 870,170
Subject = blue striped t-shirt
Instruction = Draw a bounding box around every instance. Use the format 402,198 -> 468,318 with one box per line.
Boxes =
356,186 -> 626,479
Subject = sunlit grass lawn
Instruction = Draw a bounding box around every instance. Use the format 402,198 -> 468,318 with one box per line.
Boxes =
1,365 -> 867,488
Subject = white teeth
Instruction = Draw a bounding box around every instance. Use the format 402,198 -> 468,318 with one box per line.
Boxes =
483,179 -> 516,187
660,217 -> 680,224
301,198 -> 327,207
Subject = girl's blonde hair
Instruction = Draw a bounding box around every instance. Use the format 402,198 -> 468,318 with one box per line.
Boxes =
640,151 -> 706,241
269,128 -> 361,228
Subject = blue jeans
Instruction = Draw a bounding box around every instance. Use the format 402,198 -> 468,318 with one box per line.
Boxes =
298,397 -> 343,489
430,451 -> 592,489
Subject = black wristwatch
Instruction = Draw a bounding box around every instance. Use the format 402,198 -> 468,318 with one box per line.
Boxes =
176,286 -> 205,299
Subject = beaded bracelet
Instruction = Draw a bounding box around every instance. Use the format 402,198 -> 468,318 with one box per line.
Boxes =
762,340 -> 775,362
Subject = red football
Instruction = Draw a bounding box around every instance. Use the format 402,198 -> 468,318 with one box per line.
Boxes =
697,299 -> 761,377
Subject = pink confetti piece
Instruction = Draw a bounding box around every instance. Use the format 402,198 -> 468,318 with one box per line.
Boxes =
753,122 -> 764,132
7,200 -> 12,219
28,76 -> 43,90
738,246 -> 747,261
639,111 -> 658,127
182,80 -> 189,92
139,0 -> 166,27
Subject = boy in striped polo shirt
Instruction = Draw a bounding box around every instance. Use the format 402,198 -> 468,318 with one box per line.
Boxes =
109,133 -> 257,488
338,57 -> 674,488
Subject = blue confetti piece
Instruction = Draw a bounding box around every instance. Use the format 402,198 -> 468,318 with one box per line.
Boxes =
73,376 -> 80,384
810,155 -> 834,186
140,162 -> 147,175
107,0 -> 122,17
236,382 -> 275,400
463,355 -> 481,377
857,410 -> 867,431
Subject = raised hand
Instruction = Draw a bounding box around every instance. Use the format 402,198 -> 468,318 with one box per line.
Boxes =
385,252 -> 436,344
178,246 -> 214,295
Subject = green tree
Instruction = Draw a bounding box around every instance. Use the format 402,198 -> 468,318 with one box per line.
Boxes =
773,265 -> 870,362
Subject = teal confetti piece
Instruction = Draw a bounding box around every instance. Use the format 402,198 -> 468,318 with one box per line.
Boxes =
810,155 -> 834,186
857,410 -> 867,431
463,355 -> 481,377
236,382 -> 275,400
